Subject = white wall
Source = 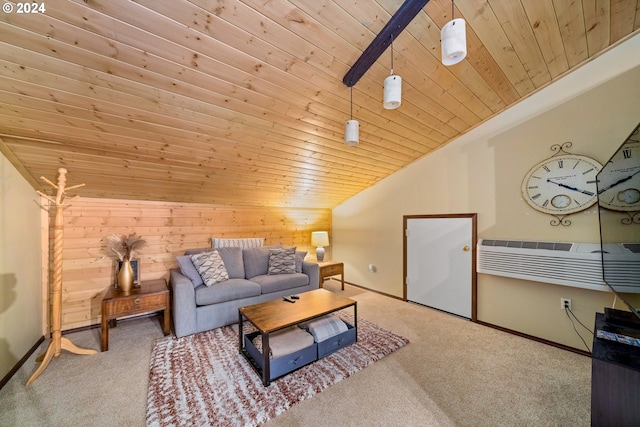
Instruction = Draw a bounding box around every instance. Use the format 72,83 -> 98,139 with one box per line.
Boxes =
333,34 -> 640,350
0,152 -> 44,381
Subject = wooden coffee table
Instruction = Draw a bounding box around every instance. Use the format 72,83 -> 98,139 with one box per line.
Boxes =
238,288 -> 357,386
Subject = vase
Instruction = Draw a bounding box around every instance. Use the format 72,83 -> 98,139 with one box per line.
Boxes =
117,260 -> 135,293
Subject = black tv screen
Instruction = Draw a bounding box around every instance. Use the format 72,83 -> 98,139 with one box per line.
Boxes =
596,121 -> 640,320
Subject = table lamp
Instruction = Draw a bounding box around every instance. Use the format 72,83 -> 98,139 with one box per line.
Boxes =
311,231 -> 329,262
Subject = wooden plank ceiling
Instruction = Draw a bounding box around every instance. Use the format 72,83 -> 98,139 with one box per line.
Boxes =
1,0 -> 639,208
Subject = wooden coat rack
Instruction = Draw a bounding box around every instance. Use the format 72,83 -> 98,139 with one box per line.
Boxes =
28,168 -> 96,385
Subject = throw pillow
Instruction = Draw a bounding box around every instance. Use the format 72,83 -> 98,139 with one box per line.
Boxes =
212,237 -> 265,249
190,250 -> 229,287
267,247 -> 296,275
176,255 -> 204,287
295,251 -> 307,273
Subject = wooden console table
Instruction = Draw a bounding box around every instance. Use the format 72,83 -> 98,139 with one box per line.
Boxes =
101,278 -> 170,351
317,260 -> 344,290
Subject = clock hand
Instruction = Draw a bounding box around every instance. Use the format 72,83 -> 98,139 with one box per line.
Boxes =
597,169 -> 640,194
546,179 -> 595,196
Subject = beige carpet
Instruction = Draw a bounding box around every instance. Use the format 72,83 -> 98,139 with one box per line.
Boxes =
0,280 -> 591,426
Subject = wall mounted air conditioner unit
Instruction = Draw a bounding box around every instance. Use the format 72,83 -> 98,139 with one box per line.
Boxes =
477,239 -> 640,292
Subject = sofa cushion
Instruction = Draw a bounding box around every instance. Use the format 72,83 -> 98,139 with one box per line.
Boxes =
176,255 -> 204,287
268,247 -> 296,275
195,278 -> 261,305
190,250 -> 229,287
215,246 -> 245,279
242,245 -> 281,279
212,237 -> 265,249
250,273 -> 309,294
183,247 -> 244,279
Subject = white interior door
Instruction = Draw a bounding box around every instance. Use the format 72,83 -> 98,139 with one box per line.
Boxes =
406,216 -> 474,318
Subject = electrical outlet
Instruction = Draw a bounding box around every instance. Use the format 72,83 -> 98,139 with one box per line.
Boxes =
561,298 -> 572,310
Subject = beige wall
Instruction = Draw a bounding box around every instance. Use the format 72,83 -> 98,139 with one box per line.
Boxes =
333,35 -> 640,350
0,153 -> 44,381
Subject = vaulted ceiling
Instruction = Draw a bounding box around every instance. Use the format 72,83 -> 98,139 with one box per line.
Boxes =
1,0 -> 639,208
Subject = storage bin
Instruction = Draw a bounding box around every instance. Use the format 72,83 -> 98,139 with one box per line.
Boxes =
316,322 -> 356,358
244,331 -> 317,380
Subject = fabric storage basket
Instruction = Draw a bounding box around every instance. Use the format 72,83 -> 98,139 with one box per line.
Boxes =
316,322 -> 356,358
244,331 -> 317,380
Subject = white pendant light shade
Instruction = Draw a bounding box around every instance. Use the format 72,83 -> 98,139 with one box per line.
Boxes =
383,74 -> 402,110
441,18 -> 467,66
345,119 -> 359,146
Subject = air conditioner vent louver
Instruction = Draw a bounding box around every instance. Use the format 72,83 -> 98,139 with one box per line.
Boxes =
477,239 -> 640,292
480,239 -> 572,251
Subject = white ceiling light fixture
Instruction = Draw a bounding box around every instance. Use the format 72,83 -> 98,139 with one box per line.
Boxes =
441,0 -> 467,66
345,86 -> 359,146
383,34 -> 402,110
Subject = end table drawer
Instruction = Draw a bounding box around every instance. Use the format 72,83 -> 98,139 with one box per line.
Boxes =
322,264 -> 343,276
104,294 -> 167,317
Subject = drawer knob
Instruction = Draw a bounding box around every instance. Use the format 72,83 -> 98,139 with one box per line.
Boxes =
134,298 -> 140,305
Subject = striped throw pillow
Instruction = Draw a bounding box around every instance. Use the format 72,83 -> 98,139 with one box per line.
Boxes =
211,237 -> 265,249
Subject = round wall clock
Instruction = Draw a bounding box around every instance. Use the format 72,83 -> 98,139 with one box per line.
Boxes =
522,154 -> 603,215
597,139 -> 640,212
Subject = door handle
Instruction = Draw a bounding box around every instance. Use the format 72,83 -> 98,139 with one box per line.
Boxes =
463,246 -> 470,252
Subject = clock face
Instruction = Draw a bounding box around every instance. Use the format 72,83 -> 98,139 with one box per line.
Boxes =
522,154 -> 602,215
598,139 -> 640,211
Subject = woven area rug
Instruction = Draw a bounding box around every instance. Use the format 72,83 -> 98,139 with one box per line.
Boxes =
146,313 -> 409,426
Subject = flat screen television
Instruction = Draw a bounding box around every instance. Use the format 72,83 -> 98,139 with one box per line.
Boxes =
596,121 -> 640,323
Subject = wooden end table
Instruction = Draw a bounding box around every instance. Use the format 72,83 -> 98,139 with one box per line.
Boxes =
101,278 -> 170,351
317,261 -> 344,290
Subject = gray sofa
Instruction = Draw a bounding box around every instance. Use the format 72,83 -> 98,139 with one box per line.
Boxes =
170,245 -> 319,338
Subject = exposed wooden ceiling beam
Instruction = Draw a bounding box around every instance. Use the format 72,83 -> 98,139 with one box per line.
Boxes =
342,0 -> 430,87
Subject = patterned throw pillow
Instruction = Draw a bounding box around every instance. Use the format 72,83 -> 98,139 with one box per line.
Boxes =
267,247 -> 296,275
190,250 -> 229,287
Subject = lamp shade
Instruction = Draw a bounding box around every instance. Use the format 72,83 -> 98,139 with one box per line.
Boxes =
311,231 -> 329,247
441,18 -> 467,66
345,119 -> 359,146
383,74 -> 402,109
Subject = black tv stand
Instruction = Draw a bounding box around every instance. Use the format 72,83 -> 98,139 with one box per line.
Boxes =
591,309 -> 640,426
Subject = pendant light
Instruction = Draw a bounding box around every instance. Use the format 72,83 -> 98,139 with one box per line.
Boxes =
344,86 -> 359,146
383,34 -> 402,110
441,0 -> 467,66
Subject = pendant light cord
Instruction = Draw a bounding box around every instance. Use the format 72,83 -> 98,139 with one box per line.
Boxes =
390,34 -> 394,76
452,0 -> 455,19
350,87 -> 353,120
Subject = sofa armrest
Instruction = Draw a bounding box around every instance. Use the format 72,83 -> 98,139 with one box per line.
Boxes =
302,261 -> 320,289
170,268 -> 198,338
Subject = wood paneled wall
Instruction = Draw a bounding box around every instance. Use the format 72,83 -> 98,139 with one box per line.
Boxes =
46,197 -> 331,331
